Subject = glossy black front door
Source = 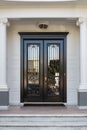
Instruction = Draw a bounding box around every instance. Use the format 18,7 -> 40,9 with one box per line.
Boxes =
23,39 -> 65,102
44,40 -> 64,102
24,40 -> 43,102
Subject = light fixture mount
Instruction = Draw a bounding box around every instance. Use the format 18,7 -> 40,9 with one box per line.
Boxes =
38,21 -> 49,29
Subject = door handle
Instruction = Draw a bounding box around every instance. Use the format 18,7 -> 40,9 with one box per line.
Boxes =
64,73 -> 66,76
44,76 -> 47,82
24,72 -> 26,79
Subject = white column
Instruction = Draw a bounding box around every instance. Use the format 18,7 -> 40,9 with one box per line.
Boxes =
77,18 -> 87,92
0,18 -> 9,91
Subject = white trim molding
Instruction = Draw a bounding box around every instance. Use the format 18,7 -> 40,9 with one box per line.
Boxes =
0,18 -> 9,26
78,106 -> 87,109
5,0 -> 77,2
0,106 -> 9,110
78,89 -> 87,92
9,102 -> 24,106
76,17 -> 87,26
0,18 -> 8,24
0,85 -> 8,91
78,83 -> 87,92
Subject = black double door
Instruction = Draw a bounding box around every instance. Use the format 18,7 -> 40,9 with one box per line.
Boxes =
23,39 -> 66,102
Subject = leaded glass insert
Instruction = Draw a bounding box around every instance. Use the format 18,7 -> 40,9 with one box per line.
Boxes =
27,44 -> 40,96
48,44 -> 60,96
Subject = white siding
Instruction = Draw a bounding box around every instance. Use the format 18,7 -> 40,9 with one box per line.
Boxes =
7,21 -> 79,105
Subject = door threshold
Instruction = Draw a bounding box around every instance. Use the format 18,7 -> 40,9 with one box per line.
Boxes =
24,102 -> 65,106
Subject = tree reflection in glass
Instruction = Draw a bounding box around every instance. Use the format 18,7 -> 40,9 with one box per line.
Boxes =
48,44 -> 60,96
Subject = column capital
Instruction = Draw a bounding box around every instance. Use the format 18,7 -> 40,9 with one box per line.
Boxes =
76,18 -> 87,26
0,18 -> 9,26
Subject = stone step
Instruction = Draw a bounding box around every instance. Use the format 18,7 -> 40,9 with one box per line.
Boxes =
0,114 -> 87,124
0,121 -> 87,127
0,114 -> 87,129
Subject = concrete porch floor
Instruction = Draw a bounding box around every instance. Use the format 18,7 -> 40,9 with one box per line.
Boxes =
0,105 -> 87,115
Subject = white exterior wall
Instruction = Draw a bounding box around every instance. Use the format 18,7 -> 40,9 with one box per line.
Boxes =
7,21 -> 79,105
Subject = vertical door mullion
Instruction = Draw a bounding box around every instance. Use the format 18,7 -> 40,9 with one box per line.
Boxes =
24,43 -> 28,99
40,40 -> 44,101
44,40 -> 48,101
59,43 -> 64,100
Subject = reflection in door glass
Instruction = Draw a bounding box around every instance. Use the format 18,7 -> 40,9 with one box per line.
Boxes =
27,44 -> 40,96
48,44 -> 60,96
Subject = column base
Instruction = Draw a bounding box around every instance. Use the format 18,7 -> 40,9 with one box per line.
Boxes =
0,106 -> 9,110
78,87 -> 87,107
0,86 -> 9,107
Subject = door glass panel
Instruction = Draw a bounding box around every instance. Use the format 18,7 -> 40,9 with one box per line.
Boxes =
48,44 -> 60,96
27,44 -> 40,96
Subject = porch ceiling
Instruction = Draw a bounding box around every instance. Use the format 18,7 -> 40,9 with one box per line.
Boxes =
0,0 -> 87,7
